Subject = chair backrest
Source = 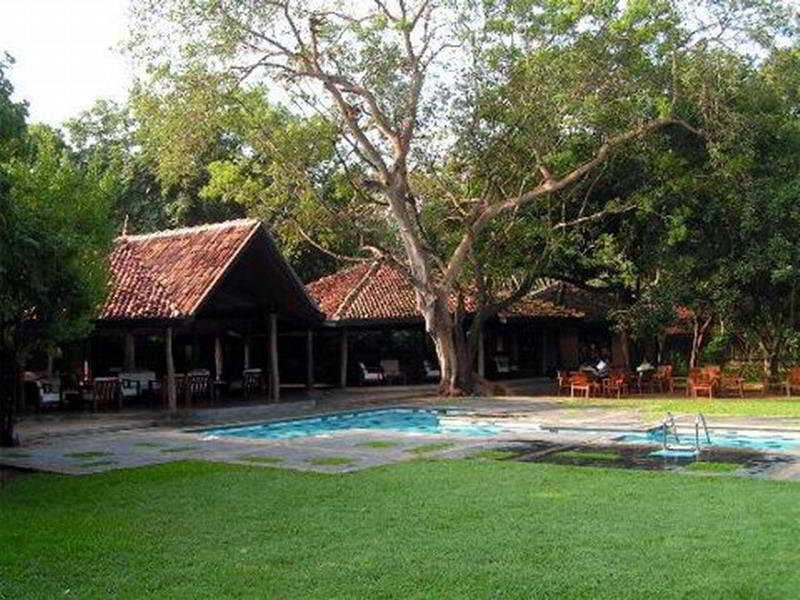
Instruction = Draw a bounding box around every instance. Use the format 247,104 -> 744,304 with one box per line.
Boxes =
704,365 -> 722,380
187,373 -> 210,394
494,356 -> 511,373
789,366 -> 800,385
688,367 -> 705,383
423,360 -> 440,376
572,372 -> 590,385
380,359 -> 401,377
94,377 -> 120,403
243,369 -> 264,391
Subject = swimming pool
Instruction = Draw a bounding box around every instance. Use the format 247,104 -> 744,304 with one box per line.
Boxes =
616,428 -> 800,453
200,408 -> 503,440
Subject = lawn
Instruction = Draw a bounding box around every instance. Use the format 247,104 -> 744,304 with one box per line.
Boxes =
559,396 -> 800,418
2,460 -> 799,599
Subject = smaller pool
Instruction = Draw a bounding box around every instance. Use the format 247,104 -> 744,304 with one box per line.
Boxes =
199,408 -> 503,440
616,428 -> 800,453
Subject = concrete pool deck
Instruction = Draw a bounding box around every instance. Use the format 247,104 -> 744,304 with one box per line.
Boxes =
3,395 -> 800,479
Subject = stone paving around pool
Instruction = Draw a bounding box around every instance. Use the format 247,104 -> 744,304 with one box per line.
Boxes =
3,397 -> 800,478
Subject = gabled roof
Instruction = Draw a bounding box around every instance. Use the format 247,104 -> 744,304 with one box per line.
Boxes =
98,219 -> 321,323
306,262 -> 598,325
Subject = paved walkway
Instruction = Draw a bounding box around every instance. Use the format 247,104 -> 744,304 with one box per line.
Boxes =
3,391 -> 800,479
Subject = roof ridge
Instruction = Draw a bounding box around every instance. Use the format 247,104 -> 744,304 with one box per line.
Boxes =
307,261 -> 371,289
118,240 -> 184,317
119,218 -> 259,241
332,261 -> 382,320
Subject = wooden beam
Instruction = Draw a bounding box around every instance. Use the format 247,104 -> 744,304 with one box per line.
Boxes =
541,329 -> 548,375
214,336 -> 223,382
123,333 -> 136,372
339,328 -> 348,388
166,327 -> 177,414
477,326 -> 485,378
269,313 -> 280,402
306,329 -> 314,392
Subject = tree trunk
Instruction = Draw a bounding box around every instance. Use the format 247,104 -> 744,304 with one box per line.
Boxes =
758,337 -> 783,382
0,348 -> 20,447
689,314 -> 712,368
418,292 -> 472,395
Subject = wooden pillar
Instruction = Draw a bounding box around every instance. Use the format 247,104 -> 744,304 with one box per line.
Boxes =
269,313 -> 280,402
541,329 -> 548,376
339,328 -> 348,388
214,336 -> 223,382
165,327 -> 177,414
243,336 -> 250,370
306,330 -> 314,392
477,326 -> 485,378
123,333 -> 136,372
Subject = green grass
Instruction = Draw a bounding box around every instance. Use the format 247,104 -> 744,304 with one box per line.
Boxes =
238,455 -> 283,464
468,449 -> 518,460
306,457 -> 355,466
685,461 -> 741,473
159,446 -> 199,454
64,451 -> 113,460
406,442 -> 455,455
553,450 -> 620,461
356,440 -> 400,449
2,461 -> 799,598
559,396 -> 800,418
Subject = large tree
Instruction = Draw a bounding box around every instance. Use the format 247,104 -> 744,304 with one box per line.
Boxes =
0,58 -> 115,445
129,0 -> 796,393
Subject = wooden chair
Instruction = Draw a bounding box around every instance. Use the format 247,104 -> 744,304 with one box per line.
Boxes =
93,377 -> 121,411
785,367 -> 800,397
243,368 -> 265,401
652,365 -> 674,393
636,370 -> 657,394
571,372 -> 594,398
690,367 -> 718,399
556,371 -> 573,396
380,359 -> 406,385
720,369 -> 745,398
186,372 -> 211,404
603,370 -> 630,398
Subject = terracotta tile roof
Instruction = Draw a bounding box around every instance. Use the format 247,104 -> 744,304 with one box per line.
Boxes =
98,219 -> 260,321
306,263 -> 600,323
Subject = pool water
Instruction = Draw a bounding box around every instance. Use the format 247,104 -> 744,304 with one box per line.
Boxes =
616,428 -> 800,452
200,408 -> 502,440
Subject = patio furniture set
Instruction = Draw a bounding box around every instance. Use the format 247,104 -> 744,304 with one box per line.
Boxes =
356,359 -> 440,385
558,364 -> 749,399
23,367 -> 271,412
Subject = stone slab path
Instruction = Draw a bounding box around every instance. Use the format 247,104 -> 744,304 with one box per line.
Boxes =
3,396 -> 800,479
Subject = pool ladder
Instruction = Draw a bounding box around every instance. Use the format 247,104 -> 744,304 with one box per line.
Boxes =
660,412 -> 711,451
695,413 -> 711,448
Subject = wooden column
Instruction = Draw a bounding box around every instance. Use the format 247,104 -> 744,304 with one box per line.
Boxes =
339,328 -> 348,388
306,330 -> 314,392
243,336 -> 250,370
165,327 -> 177,414
269,313 -> 280,402
123,333 -> 136,371
214,336 -> 223,382
541,329 -> 548,375
477,326 -> 485,378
